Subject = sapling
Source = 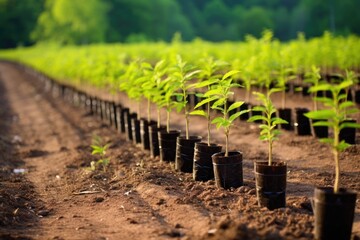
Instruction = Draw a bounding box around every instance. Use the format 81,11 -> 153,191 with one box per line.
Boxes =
275,53 -> 295,109
247,89 -> 288,165
206,70 -> 249,157
90,136 -> 111,172
190,56 -> 228,145
305,80 -> 360,193
141,60 -> 168,125
169,55 -> 201,139
159,75 -> 181,133
304,65 -> 322,111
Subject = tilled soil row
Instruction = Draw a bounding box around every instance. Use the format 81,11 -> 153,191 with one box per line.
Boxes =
0,61 -> 359,239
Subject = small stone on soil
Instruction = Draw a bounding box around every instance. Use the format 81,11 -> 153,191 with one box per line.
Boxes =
94,197 -> 104,203
156,198 -> 166,205
38,209 -> 50,217
175,223 -> 183,228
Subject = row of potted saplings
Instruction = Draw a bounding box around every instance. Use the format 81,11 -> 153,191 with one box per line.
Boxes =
26,61 -> 359,240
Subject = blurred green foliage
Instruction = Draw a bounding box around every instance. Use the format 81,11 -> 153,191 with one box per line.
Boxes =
0,0 -> 360,48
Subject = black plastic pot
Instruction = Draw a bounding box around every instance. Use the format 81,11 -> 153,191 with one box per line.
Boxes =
314,187 -> 357,240
355,90 -> 360,104
175,136 -> 202,173
254,161 -> 287,210
131,117 -> 141,144
302,86 -> 310,96
193,142 -> 222,181
115,104 -> 122,132
119,107 -> 129,134
239,102 -> 250,121
125,112 -> 136,141
140,119 -> 156,150
111,102 -> 118,130
251,105 -> 263,124
312,119 -> 328,138
212,151 -> 243,189
295,108 -> 311,135
278,108 -> 292,130
149,124 -> 166,158
158,130 -> 181,162
339,119 -> 356,145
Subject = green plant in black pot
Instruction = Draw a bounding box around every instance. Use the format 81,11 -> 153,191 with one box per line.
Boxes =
248,89 -> 288,210
169,55 -> 202,172
190,56 -> 227,181
304,65 -> 328,138
275,52 -> 295,130
207,70 -> 249,189
157,71 -> 181,163
304,79 -> 359,240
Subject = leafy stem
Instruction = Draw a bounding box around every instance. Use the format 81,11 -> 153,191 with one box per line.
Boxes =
248,89 -> 288,165
304,79 -> 360,193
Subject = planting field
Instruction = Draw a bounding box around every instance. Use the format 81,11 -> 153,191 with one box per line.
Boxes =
0,57 -> 359,240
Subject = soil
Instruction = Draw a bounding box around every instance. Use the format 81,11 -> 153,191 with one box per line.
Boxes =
0,61 -> 359,240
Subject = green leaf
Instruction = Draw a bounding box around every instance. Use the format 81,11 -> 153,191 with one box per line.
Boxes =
227,101 -> 244,113
194,96 -> 217,109
312,121 -> 333,127
229,112 -> 242,122
313,97 -> 332,104
268,88 -> 282,95
185,70 -> 201,79
248,115 -> 267,123
304,110 -> 336,120
337,141 -> 351,152
336,80 -> 354,91
222,70 -> 240,81
340,122 -> 360,130
339,101 -> 355,110
211,117 -> 223,124
204,88 -> 222,97
319,138 -> 333,144
212,98 -> 225,108
271,117 -> 288,125
190,110 -> 207,117
309,84 -> 332,92
252,106 -> 266,112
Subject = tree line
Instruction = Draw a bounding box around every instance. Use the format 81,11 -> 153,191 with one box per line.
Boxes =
0,0 -> 359,48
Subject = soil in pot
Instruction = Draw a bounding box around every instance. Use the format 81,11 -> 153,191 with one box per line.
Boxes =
140,119 -> 157,150
295,108 -> 312,136
311,119 -> 328,138
175,136 -> 202,173
149,124 -> 166,158
131,117 -> 141,145
193,142 -> 222,181
278,108 -> 292,130
254,161 -> 287,210
314,187 -> 357,240
339,119 -> 356,145
158,130 -> 181,162
212,151 -> 243,189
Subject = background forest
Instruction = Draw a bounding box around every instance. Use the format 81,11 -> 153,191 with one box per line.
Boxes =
0,0 -> 359,48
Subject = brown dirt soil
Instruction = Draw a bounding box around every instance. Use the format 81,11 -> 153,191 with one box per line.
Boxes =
0,61 -> 359,240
